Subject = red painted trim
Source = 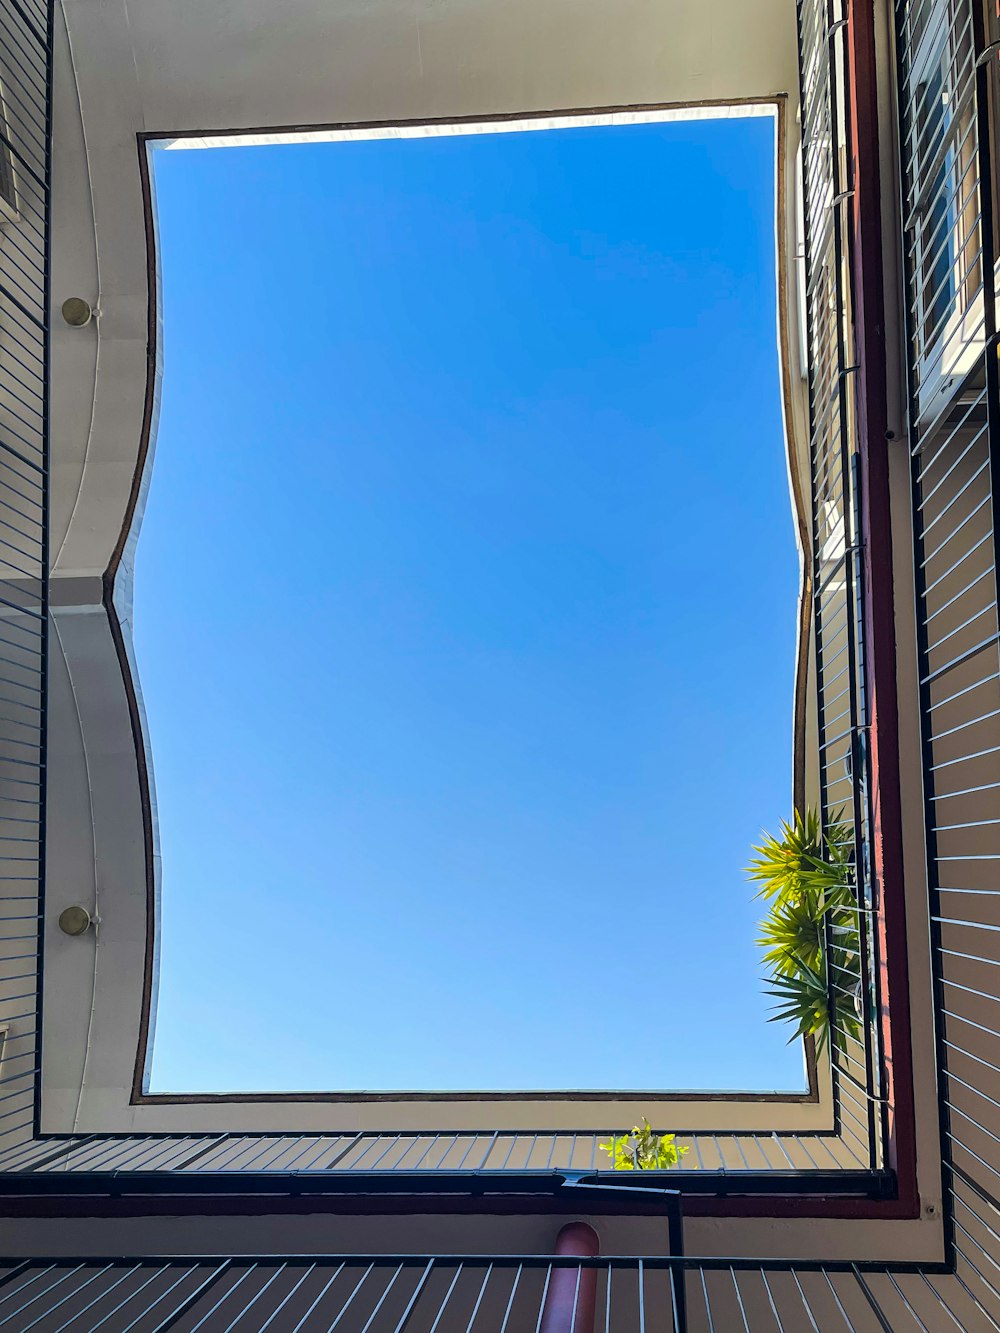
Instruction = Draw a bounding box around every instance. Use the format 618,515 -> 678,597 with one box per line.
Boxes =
845,0 -> 918,1212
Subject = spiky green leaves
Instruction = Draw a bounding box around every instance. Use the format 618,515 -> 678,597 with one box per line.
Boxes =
749,808 -> 862,1055
746,808 -> 854,906
757,889 -> 826,976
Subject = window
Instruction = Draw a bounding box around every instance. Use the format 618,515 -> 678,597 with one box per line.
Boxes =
911,1 -> 982,418
0,75 -> 18,222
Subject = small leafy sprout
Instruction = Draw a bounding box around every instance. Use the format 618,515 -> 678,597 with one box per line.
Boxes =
599,1118 -> 689,1171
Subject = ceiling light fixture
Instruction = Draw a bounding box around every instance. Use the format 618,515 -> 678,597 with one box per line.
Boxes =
57,905 -> 93,936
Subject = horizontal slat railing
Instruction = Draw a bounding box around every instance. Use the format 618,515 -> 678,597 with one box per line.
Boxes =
0,1255 -> 992,1331
0,0 -> 896,1197
0,0 -> 50,1173
0,1127 -> 882,1186
797,0 -> 890,1177
896,0 -> 1000,1317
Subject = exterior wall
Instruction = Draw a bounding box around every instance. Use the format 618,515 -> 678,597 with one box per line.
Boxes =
18,0 -> 955,1268
6,0 -> 1000,1296
0,1207 -> 948,1266
0,1251 -> 974,1329
41,0 -> 820,1134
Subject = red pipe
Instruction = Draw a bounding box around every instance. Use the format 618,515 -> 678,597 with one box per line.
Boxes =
539,1222 -> 599,1333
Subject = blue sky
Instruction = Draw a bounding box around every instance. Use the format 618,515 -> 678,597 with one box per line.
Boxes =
138,114 -> 804,1093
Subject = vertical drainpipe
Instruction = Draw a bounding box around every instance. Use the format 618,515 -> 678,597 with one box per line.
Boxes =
538,1222 -> 599,1333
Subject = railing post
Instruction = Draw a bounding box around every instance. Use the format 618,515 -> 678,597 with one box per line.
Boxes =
844,0 -> 916,1201
538,1222 -> 598,1333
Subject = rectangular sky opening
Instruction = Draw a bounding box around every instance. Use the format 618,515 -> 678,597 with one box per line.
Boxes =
137,112 -> 805,1094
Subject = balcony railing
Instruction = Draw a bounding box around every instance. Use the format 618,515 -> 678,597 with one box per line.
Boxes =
0,0 -> 999,1322
896,0 -> 1000,1303
0,1128 -> 872,1176
0,1253 -> 992,1331
0,0 -> 50,1166
0,0 -> 899,1199
797,0 -> 890,1174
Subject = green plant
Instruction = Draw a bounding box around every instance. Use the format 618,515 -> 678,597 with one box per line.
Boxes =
747,808 -> 853,905
599,1118 -> 689,1171
748,808 -> 862,1055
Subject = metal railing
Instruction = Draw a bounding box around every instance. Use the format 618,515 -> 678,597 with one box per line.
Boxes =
0,0 -> 998,1324
896,0 -> 1000,1308
0,0 -> 901,1196
0,1127 -> 886,1197
797,0 -> 890,1173
0,1254 -> 992,1331
0,0 -> 50,1165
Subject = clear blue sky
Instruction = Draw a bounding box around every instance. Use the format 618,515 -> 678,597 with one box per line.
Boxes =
138,114 -> 804,1093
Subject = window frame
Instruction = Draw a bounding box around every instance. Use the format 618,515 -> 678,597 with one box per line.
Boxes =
909,0 -> 983,421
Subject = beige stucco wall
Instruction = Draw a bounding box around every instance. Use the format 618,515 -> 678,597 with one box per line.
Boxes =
12,0 -> 957,1269
41,0 -> 820,1136
0,1207 -> 947,1265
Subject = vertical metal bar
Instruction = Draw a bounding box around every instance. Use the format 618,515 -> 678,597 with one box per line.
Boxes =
395,1260 -> 435,1333
668,1267 -> 684,1333
886,1271 -> 932,1331
730,1268 -> 751,1333
90,1265 -> 172,1333
17,1265 -> 114,1333
533,1266 -> 553,1333
49,1264 -> 141,1333
184,1264 -> 258,1333
0,1264 -> 83,1328
760,1270 -> 788,1333
476,1131 -> 499,1170
918,1270 -> 969,1329
465,1262 -> 493,1332
0,1260 -> 35,1295
148,1261 -> 232,1333
498,1264 -> 523,1333
118,1266 -> 207,1333
356,1262 -> 405,1333
845,0 -> 916,1184
698,1269 -> 714,1333
848,452 -> 882,1166
28,0 -> 50,1149
288,1261 -> 346,1333
164,1130 -> 233,1173
791,1269 -> 822,1333
797,0 -> 858,1146
569,1268 -> 582,1333
665,1200 -> 687,1331
323,1132 -> 367,1170
220,1263 -> 287,1332
427,1268 -> 463,1333
331,1264 -> 381,1332
256,1265 -> 317,1333
852,1266 -> 894,1332
822,1268 -> 859,1330
829,0 -> 878,1156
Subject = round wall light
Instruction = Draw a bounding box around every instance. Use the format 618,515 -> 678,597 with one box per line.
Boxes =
58,905 -> 92,936
60,297 -> 93,328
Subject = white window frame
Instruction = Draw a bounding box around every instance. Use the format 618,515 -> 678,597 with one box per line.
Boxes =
0,73 -> 20,224
910,2 -> 985,422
